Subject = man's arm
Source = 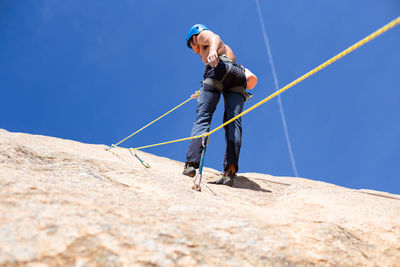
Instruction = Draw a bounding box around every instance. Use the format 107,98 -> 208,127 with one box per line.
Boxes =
197,30 -> 225,67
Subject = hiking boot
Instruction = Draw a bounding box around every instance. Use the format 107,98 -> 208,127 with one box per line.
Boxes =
183,162 -> 198,178
222,171 -> 236,186
183,166 -> 196,177
211,170 -> 236,186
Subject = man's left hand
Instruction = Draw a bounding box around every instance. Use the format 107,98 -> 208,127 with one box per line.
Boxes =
191,90 -> 200,99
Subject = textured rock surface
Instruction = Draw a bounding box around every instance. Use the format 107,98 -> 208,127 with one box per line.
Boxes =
0,128 -> 399,266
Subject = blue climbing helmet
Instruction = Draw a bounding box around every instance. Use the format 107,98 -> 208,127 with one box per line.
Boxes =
186,24 -> 209,48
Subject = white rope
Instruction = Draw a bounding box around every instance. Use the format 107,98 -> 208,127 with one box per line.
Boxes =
255,0 -> 300,177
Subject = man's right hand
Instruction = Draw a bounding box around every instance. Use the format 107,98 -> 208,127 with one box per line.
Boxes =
207,50 -> 219,68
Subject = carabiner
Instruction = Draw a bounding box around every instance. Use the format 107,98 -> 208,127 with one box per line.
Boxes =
129,148 -> 151,168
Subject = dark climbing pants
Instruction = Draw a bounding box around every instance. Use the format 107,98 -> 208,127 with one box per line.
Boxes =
185,60 -> 246,172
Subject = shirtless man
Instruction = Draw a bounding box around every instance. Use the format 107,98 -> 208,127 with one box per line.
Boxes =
183,24 -> 247,186
189,28 -> 236,67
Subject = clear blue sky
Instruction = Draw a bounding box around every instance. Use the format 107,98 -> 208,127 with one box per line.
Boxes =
1,0 -> 399,194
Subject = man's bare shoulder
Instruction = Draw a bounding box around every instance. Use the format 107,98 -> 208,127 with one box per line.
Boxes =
197,30 -> 219,44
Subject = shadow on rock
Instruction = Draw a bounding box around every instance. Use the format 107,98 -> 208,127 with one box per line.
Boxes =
207,175 -> 271,192
233,175 -> 272,192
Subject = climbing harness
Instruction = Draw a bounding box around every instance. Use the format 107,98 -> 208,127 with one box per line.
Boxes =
192,133 -> 209,191
202,77 -> 248,100
203,55 -> 250,100
129,148 -> 151,168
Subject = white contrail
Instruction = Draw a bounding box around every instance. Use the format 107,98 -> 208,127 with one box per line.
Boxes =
255,0 -> 299,177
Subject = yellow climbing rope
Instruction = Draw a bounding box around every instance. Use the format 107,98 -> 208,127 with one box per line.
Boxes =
115,16 -> 400,151
207,16 -> 400,137
111,90 -> 200,148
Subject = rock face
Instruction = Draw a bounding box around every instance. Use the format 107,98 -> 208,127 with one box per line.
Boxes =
0,129 -> 399,267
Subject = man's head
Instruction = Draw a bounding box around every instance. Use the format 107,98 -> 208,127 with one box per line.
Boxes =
189,36 -> 200,54
186,24 -> 209,49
